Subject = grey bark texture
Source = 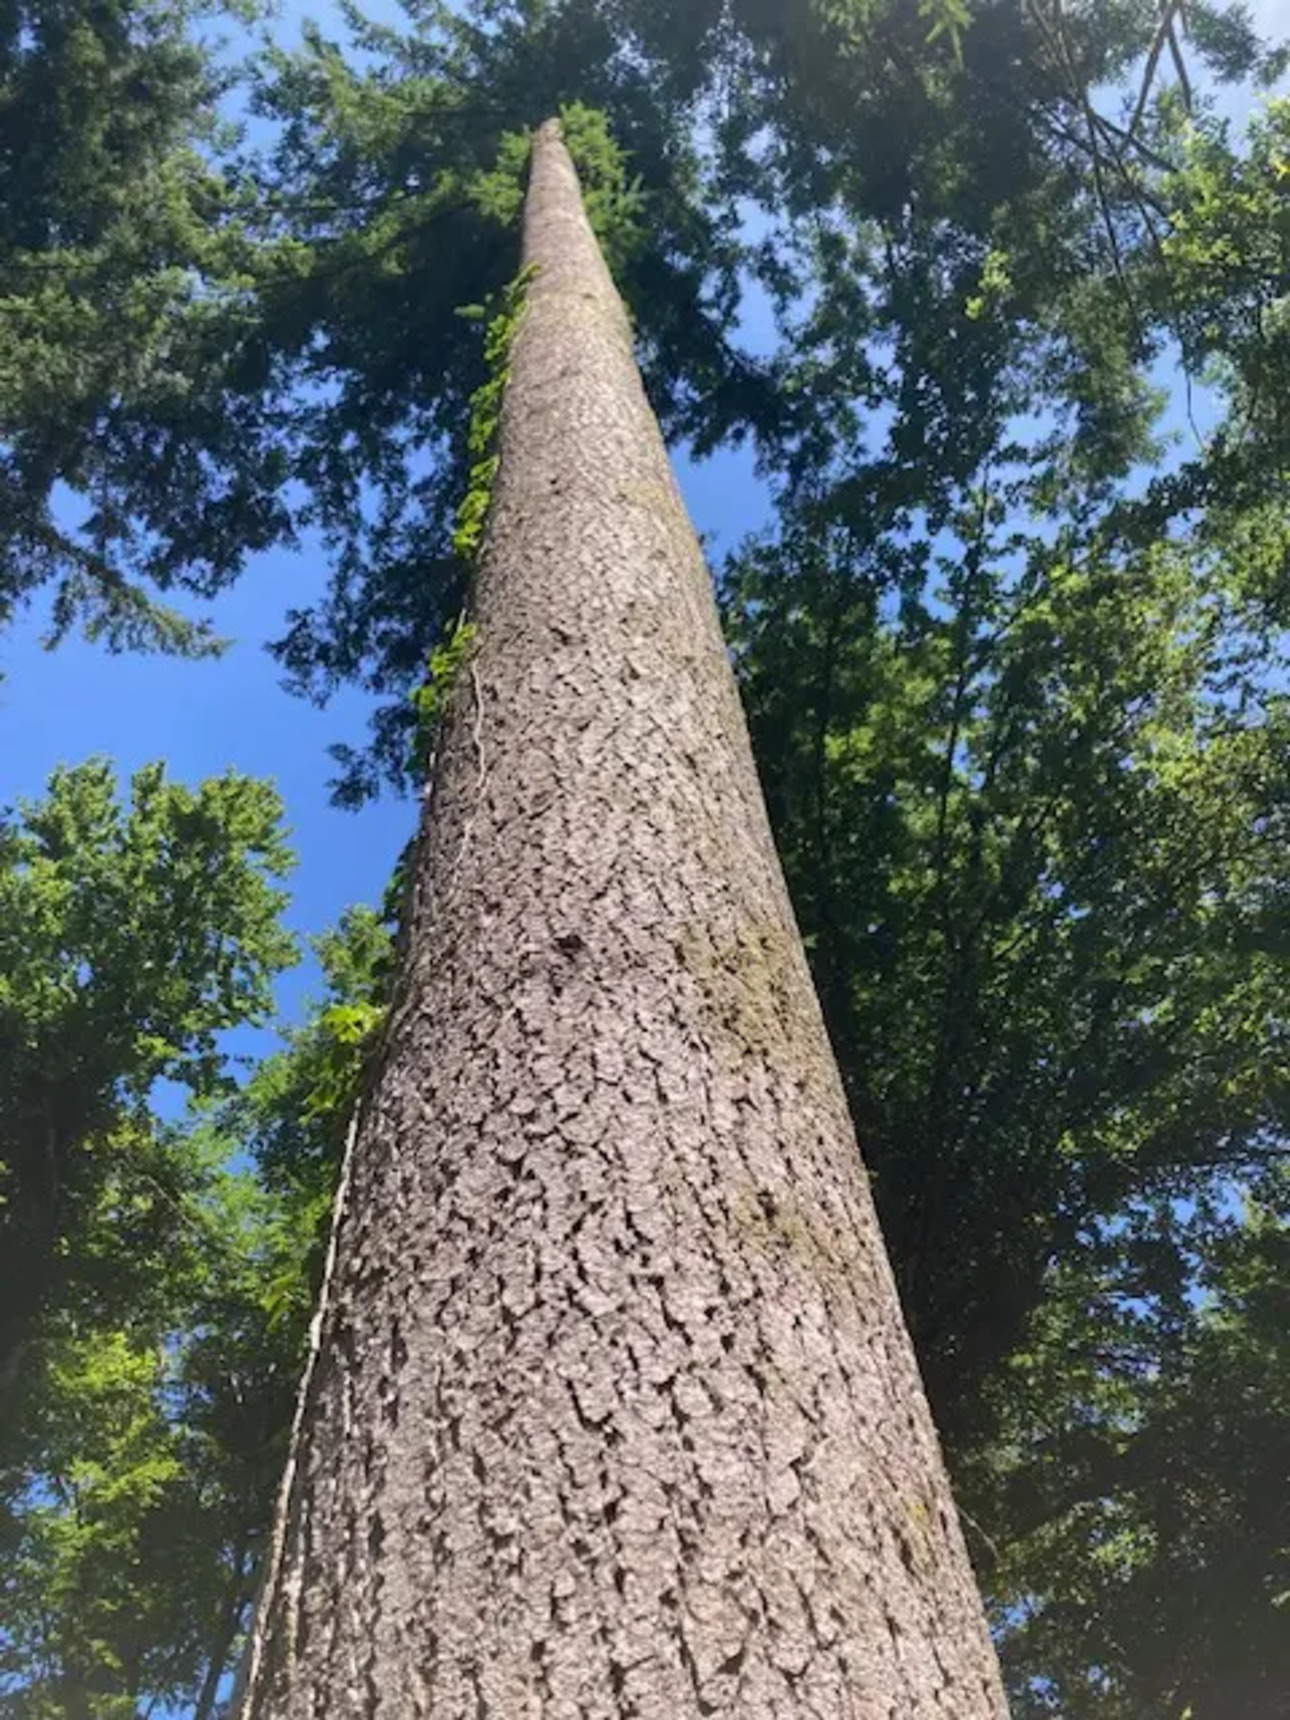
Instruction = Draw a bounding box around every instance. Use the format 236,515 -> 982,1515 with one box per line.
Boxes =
236,119 -> 1008,1719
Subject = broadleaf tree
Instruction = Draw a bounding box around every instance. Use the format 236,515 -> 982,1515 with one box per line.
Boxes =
0,757 -> 296,1408
0,757 -> 299,1717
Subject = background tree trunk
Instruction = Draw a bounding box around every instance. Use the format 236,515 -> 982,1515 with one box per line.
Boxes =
236,119 -> 1007,1719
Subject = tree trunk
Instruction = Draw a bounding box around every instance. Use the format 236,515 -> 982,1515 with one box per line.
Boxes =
236,119 -> 1007,1719
194,1541 -> 252,1720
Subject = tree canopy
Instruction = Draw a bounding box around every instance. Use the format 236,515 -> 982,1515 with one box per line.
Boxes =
1,1 -> 1288,1714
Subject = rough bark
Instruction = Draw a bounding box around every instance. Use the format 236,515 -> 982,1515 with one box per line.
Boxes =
236,119 -> 1008,1719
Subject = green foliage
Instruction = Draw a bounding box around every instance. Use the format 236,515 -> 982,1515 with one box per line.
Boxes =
0,758 -> 295,1457
232,905 -> 394,1322
919,0 -> 970,63
0,1156 -> 318,1719
410,618 -> 480,776
0,0 -> 291,652
468,126 -> 534,228
0,756 -> 300,1718
710,46 -> 1290,1686
222,6 -> 770,799
0,890 -> 388,1718
2,1333 -> 190,1718
726,333 -> 1290,1713
978,1178 -> 1290,1718
558,100 -> 647,277
5,1 -> 1290,1713
452,265 -> 537,564
1157,96 -> 1290,464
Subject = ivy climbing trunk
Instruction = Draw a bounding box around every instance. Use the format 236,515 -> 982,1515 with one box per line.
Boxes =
236,119 -> 1007,1718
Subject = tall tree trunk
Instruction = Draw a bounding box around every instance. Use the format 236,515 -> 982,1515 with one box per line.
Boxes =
236,119 -> 1006,1718
193,1541 -> 252,1720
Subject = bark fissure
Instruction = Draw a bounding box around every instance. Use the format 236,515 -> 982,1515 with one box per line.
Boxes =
235,117 -> 1006,1718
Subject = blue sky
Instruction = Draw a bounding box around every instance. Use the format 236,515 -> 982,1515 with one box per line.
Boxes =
0,0 -> 773,1054
0,458 -> 764,1050
0,0 -> 1282,1055
0,454 -> 764,1042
